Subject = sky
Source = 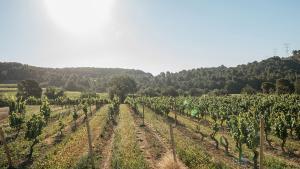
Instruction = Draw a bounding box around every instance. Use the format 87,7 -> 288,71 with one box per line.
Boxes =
0,0 -> 300,75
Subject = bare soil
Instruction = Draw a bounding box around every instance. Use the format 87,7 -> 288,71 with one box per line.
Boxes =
130,108 -> 187,169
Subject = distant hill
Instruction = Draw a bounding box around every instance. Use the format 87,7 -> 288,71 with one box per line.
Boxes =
1,54 -> 300,94
0,62 -> 152,92
143,55 -> 300,95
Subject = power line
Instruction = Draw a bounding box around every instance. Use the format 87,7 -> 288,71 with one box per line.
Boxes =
284,43 -> 290,56
273,48 -> 278,56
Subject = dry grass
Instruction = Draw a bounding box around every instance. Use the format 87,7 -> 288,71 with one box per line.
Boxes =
112,104 -> 148,169
158,152 -> 187,169
0,107 -> 9,122
0,84 -> 17,88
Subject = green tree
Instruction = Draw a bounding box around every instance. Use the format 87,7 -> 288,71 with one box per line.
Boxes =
108,76 -> 137,102
241,84 -> 257,94
44,87 -> 64,100
25,96 -> 41,105
261,82 -> 275,94
294,79 -> 300,94
139,87 -> 160,97
276,79 -> 294,94
292,50 -> 298,56
25,114 -> 45,159
292,50 -> 300,56
64,74 -> 80,91
80,91 -> 97,99
225,80 -> 244,94
188,88 -> 205,96
161,86 -> 178,97
16,80 -> 42,99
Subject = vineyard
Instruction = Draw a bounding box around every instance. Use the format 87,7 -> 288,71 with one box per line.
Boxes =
2,0 -> 300,168
126,94 -> 300,169
0,94 -> 300,169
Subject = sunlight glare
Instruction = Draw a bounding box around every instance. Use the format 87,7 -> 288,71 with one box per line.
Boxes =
43,0 -> 115,36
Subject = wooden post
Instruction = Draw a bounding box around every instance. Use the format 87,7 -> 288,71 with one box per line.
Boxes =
174,99 -> 177,127
85,112 -> 95,169
174,111 -> 177,127
169,124 -> 177,162
0,127 -> 13,168
89,104 -> 92,116
260,116 -> 264,169
142,103 -> 145,126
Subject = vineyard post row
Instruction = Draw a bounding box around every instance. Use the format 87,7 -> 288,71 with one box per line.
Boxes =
0,126 -> 13,168
0,96 -> 109,168
126,94 -> 300,169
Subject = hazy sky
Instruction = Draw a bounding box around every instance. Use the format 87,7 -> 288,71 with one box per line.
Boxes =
0,0 -> 300,74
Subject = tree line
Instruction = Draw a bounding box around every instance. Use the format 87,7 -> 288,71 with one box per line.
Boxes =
1,52 -> 300,95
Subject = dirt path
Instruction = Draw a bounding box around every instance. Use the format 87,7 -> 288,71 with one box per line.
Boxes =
144,121 -> 188,168
99,130 -> 115,169
132,111 -> 158,169
98,109 -> 119,169
143,108 -> 248,168
130,108 -> 187,169
0,107 -> 9,123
